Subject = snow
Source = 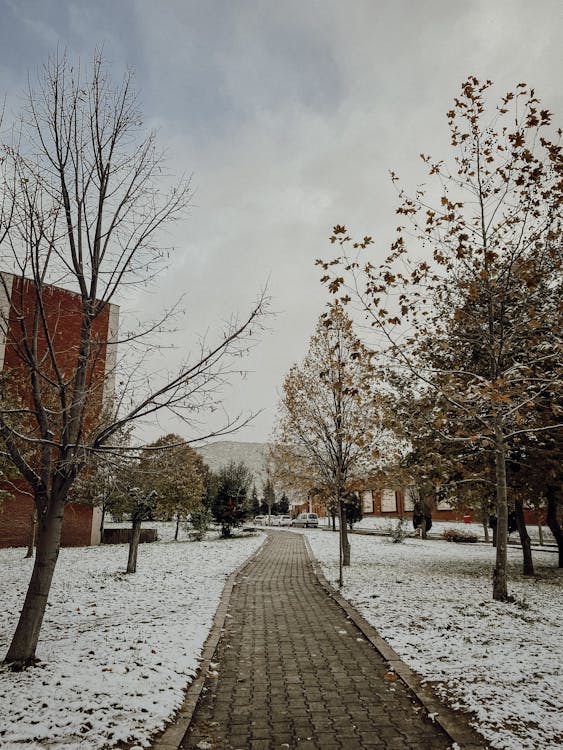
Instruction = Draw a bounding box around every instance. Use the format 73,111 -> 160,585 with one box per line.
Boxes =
322,513 -> 556,546
302,528 -> 562,750
0,526 -> 264,749
2,520 -> 560,750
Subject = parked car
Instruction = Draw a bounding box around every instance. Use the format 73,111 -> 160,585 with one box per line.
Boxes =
290,512 -> 319,528
269,515 -> 291,527
253,515 -> 266,526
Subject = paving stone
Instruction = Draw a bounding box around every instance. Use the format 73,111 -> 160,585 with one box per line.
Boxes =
310,738 -> 343,750
181,532 -> 458,749
249,740 -> 272,750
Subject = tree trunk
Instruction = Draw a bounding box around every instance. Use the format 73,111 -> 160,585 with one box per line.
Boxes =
100,504 -> 106,540
338,516 -> 343,588
493,427 -> 509,601
546,485 -> 562,568
331,513 -> 336,531
5,496 -> 65,666
420,516 -> 428,540
514,498 -> 534,576
482,519 -> 490,544
25,510 -> 38,559
174,513 -> 180,541
338,500 -> 350,566
535,509 -> 544,546
480,503 -> 490,543
126,517 -> 142,574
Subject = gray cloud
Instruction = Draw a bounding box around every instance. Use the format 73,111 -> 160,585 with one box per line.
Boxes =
1,0 -> 561,442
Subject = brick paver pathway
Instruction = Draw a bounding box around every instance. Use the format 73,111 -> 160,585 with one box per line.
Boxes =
181,532 -> 453,750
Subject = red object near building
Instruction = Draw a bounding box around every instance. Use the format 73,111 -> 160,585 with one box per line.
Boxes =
0,273 -> 118,548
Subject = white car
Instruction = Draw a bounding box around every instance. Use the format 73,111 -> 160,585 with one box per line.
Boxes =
253,515 -> 266,526
277,515 -> 292,527
290,512 -> 319,528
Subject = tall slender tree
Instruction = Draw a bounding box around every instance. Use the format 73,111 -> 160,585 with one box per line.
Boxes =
0,53 -> 267,666
272,306 -> 391,584
319,78 -> 562,600
261,475 -> 276,522
210,460 -> 252,538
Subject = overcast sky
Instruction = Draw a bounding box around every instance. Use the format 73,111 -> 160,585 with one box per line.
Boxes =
1,0 -> 561,444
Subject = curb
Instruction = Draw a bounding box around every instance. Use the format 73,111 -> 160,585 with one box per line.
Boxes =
302,535 -> 490,750
151,533 -> 268,750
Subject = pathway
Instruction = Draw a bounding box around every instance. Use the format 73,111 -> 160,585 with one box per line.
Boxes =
180,531 -> 467,749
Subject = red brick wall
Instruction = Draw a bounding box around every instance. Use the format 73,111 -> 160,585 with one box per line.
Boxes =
0,495 -> 35,548
4,277 -> 111,417
0,494 -> 94,548
0,275 -> 112,548
294,493 -> 541,525
60,503 -> 95,547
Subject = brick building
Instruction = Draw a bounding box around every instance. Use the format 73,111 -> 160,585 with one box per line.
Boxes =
295,488 -> 463,523
0,272 -> 118,548
295,486 -> 539,526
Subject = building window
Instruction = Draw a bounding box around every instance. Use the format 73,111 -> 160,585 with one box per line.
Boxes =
381,489 -> 397,512
404,487 -> 416,511
436,495 -> 453,510
362,490 -> 374,513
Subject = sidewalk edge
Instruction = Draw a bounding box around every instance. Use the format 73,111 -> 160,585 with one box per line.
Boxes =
151,533 -> 268,750
302,535 -> 489,750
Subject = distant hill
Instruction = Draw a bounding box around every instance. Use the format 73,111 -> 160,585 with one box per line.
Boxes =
196,440 -> 271,490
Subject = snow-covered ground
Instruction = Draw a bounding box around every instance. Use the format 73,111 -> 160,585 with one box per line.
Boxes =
0,526 -> 264,749
320,513 -> 556,545
2,521 -> 560,750
303,528 -> 562,750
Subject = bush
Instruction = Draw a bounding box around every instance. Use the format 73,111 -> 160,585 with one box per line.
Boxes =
441,528 -> 479,543
210,461 -> 252,538
188,508 -> 212,541
387,517 -> 409,543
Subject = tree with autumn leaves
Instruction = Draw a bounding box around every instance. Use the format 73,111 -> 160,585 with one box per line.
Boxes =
319,78 -> 562,600
272,306 -> 396,585
143,435 -> 206,540
110,434 -> 206,572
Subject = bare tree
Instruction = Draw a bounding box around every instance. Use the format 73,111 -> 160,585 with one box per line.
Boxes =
272,305 -> 391,585
319,78 -> 562,601
0,53 -> 268,667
